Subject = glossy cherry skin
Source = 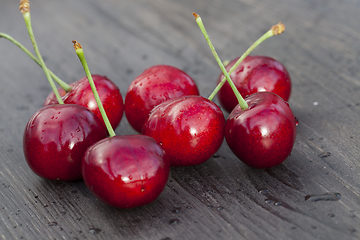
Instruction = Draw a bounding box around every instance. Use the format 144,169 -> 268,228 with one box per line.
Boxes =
23,104 -> 107,181
82,135 -> 170,208
143,95 -> 225,167
125,65 -> 200,133
44,75 -> 124,130
218,55 -> 291,113
225,92 -> 296,169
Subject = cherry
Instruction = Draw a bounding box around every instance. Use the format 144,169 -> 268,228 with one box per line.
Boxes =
225,92 -> 296,169
124,65 -> 199,133
72,40 -> 170,208
143,95 -> 225,167
44,74 -> 124,130
23,104 -> 107,181
217,55 -> 291,112
82,135 -> 170,208
193,13 -> 295,168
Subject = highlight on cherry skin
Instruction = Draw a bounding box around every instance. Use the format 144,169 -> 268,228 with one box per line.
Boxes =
143,95 -> 225,167
124,65 -> 200,133
218,55 -> 291,113
225,92 -> 296,169
81,135 -> 170,209
23,104 -> 108,181
44,74 -> 124,130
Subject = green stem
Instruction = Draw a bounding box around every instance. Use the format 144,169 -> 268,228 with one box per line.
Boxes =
193,13 -> 248,110
73,40 -> 116,137
20,1 -> 64,104
208,29 -> 276,103
0,32 -> 71,92
193,13 -> 285,110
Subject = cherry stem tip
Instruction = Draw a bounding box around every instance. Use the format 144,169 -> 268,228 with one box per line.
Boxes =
271,22 -> 285,35
19,0 -> 29,14
72,40 -> 82,50
72,40 -> 116,137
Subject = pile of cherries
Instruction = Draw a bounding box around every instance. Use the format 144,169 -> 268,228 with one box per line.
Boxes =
6,2 -> 297,209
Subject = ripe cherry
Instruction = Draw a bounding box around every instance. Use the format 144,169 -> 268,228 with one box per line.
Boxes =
143,95 -> 225,167
217,55 -> 291,112
225,92 -> 296,169
73,40 -> 170,208
23,104 -> 107,181
82,135 -> 170,208
44,75 -> 124,130
193,14 -> 294,168
124,65 -> 199,133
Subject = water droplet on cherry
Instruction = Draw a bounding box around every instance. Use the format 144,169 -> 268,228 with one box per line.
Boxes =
236,66 -> 244,74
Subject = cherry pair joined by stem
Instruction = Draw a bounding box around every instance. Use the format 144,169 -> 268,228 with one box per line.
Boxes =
193,13 -> 296,169
17,1 -> 175,208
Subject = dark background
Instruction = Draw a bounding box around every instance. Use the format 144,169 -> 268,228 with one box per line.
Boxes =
0,0 -> 360,239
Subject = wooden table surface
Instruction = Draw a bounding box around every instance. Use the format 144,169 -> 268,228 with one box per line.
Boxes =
1,0 -> 360,239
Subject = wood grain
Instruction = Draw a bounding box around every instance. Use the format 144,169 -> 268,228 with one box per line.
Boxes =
1,0 -> 360,239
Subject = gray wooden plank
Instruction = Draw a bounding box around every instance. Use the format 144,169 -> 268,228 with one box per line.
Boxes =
0,0 -> 360,239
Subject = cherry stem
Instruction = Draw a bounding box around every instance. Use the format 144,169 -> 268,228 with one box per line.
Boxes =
72,40 -> 116,137
193,13 -> 248,110
209,23 -> 285,104
0,32 -> 71,92
20,0 -> 64,104
193,13 -> 285,110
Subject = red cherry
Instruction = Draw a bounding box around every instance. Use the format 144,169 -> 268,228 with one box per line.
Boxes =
225,92 -> 296,169
44,75 -> 124,130
143,95 -> 225,167
218,55 -> 291,112
23,104 -> 107,181
124,65 -> 199,133
82,135 -> 170,208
